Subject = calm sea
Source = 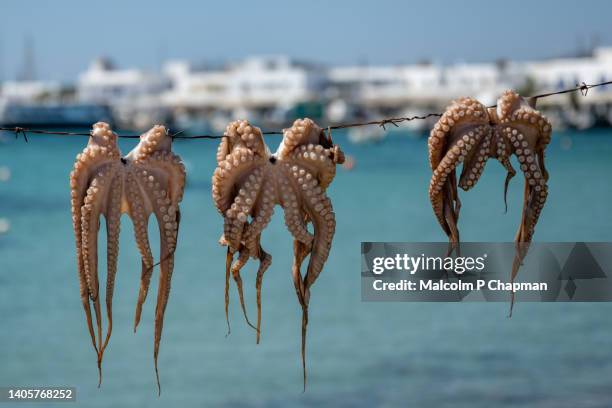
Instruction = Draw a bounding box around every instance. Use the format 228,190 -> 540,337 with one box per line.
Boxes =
1,129 -> 611,407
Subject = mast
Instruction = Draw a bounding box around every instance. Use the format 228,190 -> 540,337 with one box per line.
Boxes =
17,35 -> 36,81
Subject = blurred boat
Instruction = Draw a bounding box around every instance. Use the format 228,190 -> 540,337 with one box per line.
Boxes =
564,109 -> 596,130
396,108 -> 438,132
0,218 -> 10,235
0,166 -> 10,182
0,166 -> 9,236
173,111 -> 215,134
0,101 -> 113,128
348,126 -> 385,144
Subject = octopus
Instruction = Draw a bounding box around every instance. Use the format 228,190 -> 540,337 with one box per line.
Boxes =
70,122 -> 186,393
428,90 -> 551,313
212,118 -> 344,389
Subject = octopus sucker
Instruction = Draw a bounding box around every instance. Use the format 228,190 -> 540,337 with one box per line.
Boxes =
71,122 -> 185,392
428,91 -> 551,312
212,118 -> 344,389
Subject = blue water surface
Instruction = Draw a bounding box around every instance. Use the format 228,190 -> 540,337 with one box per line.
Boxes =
0,129 -> 611,407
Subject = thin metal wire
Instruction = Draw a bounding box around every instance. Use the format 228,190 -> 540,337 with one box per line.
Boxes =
1,80 -> 610,143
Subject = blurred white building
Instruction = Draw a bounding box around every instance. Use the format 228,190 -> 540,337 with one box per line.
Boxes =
0,80 -> 63,103
523,47 -> 612,104
328,62 -> 522,108
5,48 -> 608,130
77,58 -> 167,102
77,58 -> 170,128
163,56 -> 327,110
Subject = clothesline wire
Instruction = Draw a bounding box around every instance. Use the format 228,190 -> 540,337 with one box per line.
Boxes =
1,80 -> 611,143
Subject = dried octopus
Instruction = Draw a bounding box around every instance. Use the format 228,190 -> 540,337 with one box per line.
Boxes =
212,118 -> 344,388
70,122 -> 185,392
428,90 -> 551,312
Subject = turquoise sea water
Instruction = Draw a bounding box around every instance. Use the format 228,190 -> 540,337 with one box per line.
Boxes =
0,128 -> 611,407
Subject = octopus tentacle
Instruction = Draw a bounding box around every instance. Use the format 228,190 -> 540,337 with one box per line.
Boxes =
278,118 -> 338,188
300,183 -> 335,290
223,168 -> 264,250
513,142 -> 548,240
290,144 -> 337,189
100,171 -> 123,359
80,171 -> 113,298
291,239 -> 311,391
510,151 -> 548,300
443,173 -> 461,256
125,170 -> 155,331
71,176 -> 99,361
242,183 -> 275,342
224,246 -> 233,336
222,172 -> 264,330
457,126 -> 490,191
81,178 -> 103,301
212,120 -> 268,215
133,171 -> 180,393
243,179 -> 275,257
280,164 -> 314,245
80,164 -> 119,384
429,141 -> 462,242
286,166 -> 335,390
428,98 -> 489,249
230,247 -> 258,330
214,148 -> 260,215
428,97 -> 488,169
153,230 -> 174,395
142,152 -> 186,203
495,91 -> 552,314
489,126 -> 517,212
254,244 -> 271,344
277,119 -> 322,157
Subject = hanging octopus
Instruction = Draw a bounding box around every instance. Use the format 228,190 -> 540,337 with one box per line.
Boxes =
428,90 -> 551,312
70,122 -> 185,393
212,118 -> 344,389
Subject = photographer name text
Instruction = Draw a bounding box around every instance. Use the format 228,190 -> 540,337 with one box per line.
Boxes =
372,279 -> 548,292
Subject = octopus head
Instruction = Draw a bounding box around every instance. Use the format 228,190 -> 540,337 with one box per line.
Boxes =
277,118 -> 332,159
496,90 -> 523,123
221,119 -> 268,159
143,124 -> 170,150
90,122 -> 118,147
126,125 -> 171,162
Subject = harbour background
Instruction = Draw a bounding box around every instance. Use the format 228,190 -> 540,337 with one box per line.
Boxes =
1,128 -> 612,407
2,49 -> 612,137
2,0 -> 612,406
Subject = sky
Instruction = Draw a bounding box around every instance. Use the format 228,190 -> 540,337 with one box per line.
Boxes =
1,0 -> 611,81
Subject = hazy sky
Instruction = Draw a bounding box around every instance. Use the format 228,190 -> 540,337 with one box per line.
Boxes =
1,0 -> 610,81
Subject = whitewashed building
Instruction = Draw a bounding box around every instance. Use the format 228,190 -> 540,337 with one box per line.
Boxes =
523,47 -> 612,104
77,58 -> 168,102
0,80 -> 63,103
163,56 -> 327,110
328,62 -> 522,108
77,58 -> 170,128
66,48 -> 612,130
